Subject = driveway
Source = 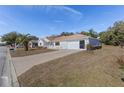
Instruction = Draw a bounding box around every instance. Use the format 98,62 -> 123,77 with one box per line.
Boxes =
12,49 -> 80,76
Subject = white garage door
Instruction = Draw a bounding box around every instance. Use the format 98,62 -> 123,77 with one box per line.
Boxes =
60,40 -> 80,49
67,41 -> 79,49
60,41 -> 68,49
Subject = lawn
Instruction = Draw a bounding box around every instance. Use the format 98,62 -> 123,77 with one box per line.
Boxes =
18,45 -> 124,87
10,48 -> 55,57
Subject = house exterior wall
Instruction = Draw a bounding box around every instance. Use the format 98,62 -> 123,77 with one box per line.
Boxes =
52,38 -> 89,50
29,41 -> 33,48
38,40 -> 44,47
85,39 -> 89,49
60,41 -> 68,49
38,37 -> 101,50
38,38 -> 51,48
64,40 -> 79,49
51,42 -> 61,49
29,41 -> 38,48
89,38 -> 101,47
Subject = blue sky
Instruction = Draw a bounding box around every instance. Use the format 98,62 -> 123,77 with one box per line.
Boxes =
0,5 -> 124,37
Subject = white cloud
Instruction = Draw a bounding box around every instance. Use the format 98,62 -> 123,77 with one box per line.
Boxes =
42,6 -> 83,21
24,5 -> 83,17
61,6 -> 83,16
46,6 -> 83,16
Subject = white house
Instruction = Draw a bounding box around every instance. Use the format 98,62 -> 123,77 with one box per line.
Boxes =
38,38 -> 50,48
38,34 -> 101,50
29,40 -> 38,48
0,36 -> 6,46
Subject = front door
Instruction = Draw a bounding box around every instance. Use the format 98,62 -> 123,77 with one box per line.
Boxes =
80,40 -> 85,49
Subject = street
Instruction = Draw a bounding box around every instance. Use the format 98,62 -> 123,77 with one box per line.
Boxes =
0,47 -> 7,78
0,46 -> 19,87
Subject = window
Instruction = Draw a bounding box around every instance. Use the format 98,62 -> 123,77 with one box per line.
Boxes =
55,42 -> 60,46
80,40 -> 85,49
50,42 -> 53,46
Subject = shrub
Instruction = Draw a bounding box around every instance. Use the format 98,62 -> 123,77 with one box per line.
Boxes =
95,45 -> 102,49
87,44 -> 94,51
87,44 -> 102,50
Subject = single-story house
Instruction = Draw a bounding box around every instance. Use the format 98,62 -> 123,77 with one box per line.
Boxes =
38,38 -> 50,48
29,40 -> 38,48
38,34 -> 101,50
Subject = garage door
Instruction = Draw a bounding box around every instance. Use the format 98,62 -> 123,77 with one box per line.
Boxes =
67,41 -> 79,49
60,41 -> 68,49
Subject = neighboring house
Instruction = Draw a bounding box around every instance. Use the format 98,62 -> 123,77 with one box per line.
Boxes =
0,36 -> 6,46
29,40 -> 38,48
38,34 -> 101,50
38,38 -> 50,48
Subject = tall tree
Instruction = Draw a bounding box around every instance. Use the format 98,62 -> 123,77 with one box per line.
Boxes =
2,31 -> 20,45
99,21 -> 124,45
88,29 -> 98,38
2,32 -> 38,51
17,34 -> 31,51
80,29 -> 98,38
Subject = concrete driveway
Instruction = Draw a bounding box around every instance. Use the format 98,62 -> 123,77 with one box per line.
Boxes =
12,49 -> 80,76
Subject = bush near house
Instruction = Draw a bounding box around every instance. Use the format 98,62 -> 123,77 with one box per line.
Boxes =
87,44 -> 102,51
99,21 -> 124,46
87,44 -> 94,50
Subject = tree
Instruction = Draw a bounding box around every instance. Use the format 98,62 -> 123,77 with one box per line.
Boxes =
17,34 -> 31,51
17,34 -> 38,51
2,31 -> 20,45
99,21 -> 124,45
99,29 -> 116,45
2,31 -> 38,51
80,29 -> 98,38
60,32 -> 74,36
28,35 -> 38,40
80,31 -> 90,36
88,29 -> 98,38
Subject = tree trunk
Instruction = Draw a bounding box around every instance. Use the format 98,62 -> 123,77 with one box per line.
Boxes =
24,42 -> 29,51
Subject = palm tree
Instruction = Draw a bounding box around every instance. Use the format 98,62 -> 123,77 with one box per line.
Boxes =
17,34 -> 31,51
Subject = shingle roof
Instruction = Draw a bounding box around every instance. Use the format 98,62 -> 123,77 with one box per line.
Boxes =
47,36 -> 56,41
49,34 -> 90,42
30,40 -> 38,43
